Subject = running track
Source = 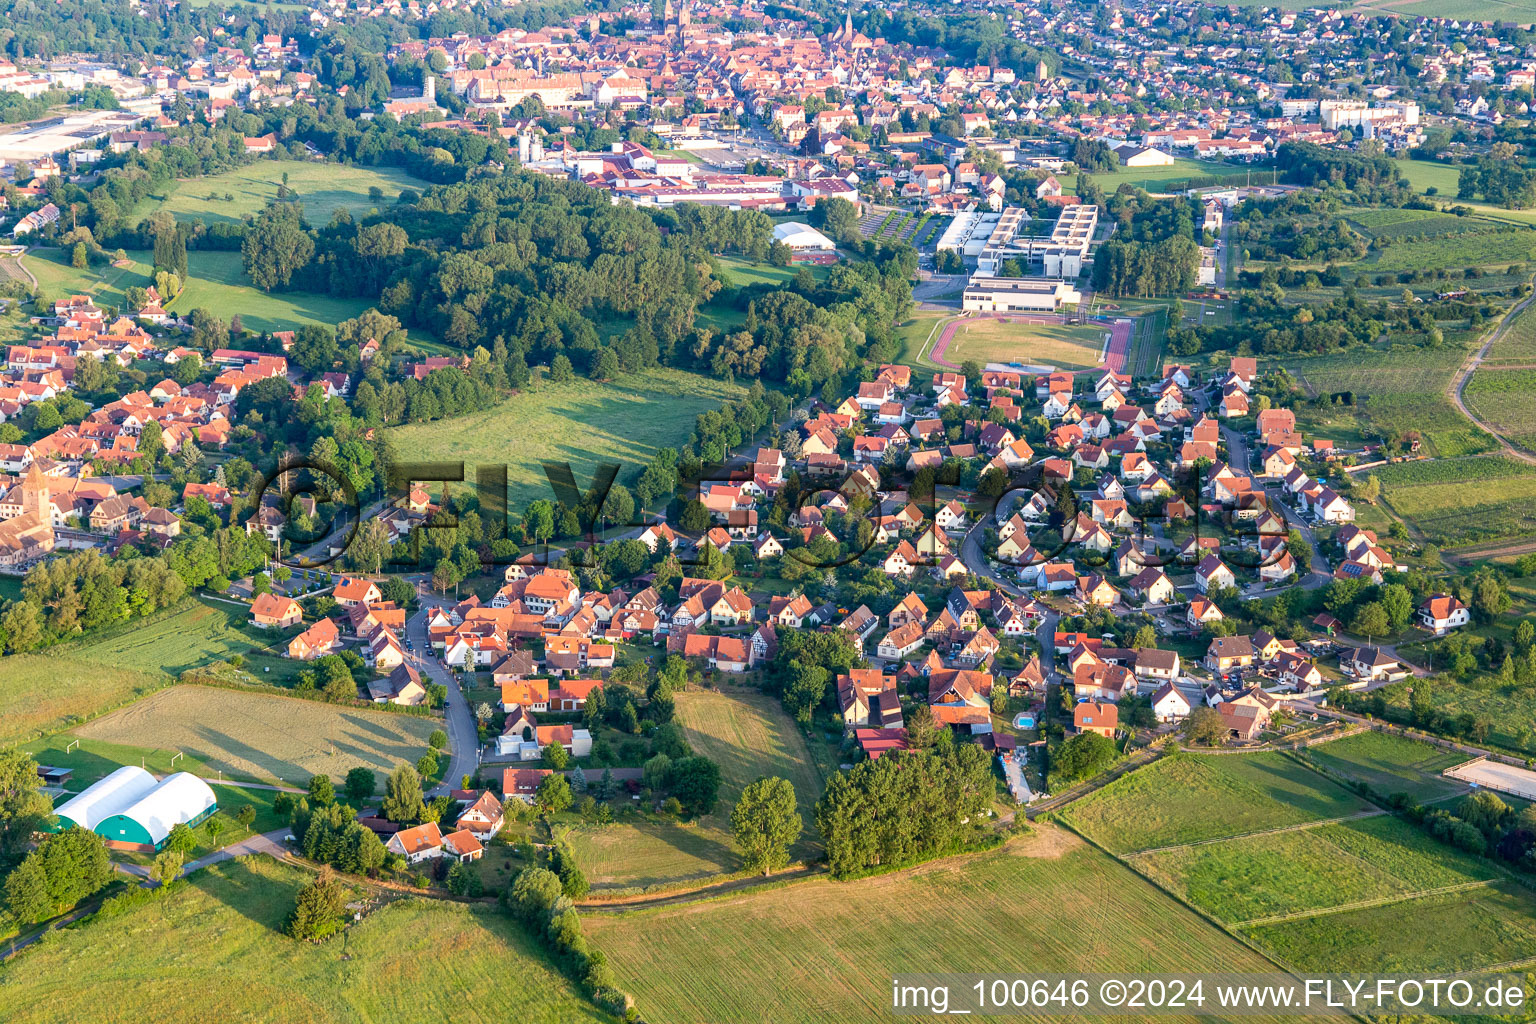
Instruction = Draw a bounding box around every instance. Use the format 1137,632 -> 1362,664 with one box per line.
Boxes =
927,314 -> 1134,374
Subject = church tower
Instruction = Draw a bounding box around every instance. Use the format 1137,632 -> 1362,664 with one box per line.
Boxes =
20,462 -> 48,523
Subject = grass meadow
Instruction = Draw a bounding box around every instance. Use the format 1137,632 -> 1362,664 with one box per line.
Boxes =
387,368 -> 746,512
1301,731 -> 1467,801
1244,880 -> 1536,974
584,830 -> 1278,1023
20,247 -> 377,335
1133,814 -> 1498,926
63,685 -> 438,785
1345,208 -> 1490,240
1059,752 -> 1373,855
139,160 -> 431,227
0,855 -> 611,1024
563,688 -> 822,890
1060,158 -> 1255,194
0,599 -> 288,745
1487,299 -> 1536,365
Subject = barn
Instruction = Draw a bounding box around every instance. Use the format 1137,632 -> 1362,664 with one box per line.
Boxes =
52,767 -> 218,851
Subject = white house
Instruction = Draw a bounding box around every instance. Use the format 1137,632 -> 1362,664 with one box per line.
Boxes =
1418,594 -> 1470,635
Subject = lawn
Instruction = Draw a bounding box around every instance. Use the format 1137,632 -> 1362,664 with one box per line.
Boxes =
1465,368 -> 1536,450
138,160 -> 431,227
1059,752 -> 1374,855
1134,814 -> 1499,926
0,855 -> 612,1024
1245,880 -> 1536,974
1392,157 -> 1536,226
584,829 -> 1279,1023
21,247 -> 376,335
940,315 -> 1108,371
1373,454 -> 1536,547
713,254 -> 829,289
64,685 -> 438,785
892,310 -> 948,366
563,688 -> 823,890
1301,731 -> 1468,801
387,368 -> 747,514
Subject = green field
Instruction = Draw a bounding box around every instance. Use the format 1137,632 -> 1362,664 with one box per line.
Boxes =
1488,298 -> 1536,365
1345,208 -> 1490,241
1302,731 -> 1467,801
585,830 -> 1279,1023
1283,345 -> 1496,459
1246,880 -> 1536,973
140,160 -> 431,227
1135,814 -> 1498,926
1374,454 -> 1536,546
0,599 -> 287,746
0,855 -> 611,1024
942,315 -> 1108,371
1392,158 -> 1536,226
1378,677 -> 1536,755
387,368 -> 746,512
1060,753 -> 1375,855
1062,158 -> 1256,194
1368,230 -> 1536,274
21,247 -> 376,335
564,688 -> 822,890
1465,368 -> 1536,450
62,685 -> 437,786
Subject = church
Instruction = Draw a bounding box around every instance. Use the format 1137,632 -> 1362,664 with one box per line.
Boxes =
0,463 -> 56,569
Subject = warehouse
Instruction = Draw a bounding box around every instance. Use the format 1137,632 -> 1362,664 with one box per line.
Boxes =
52,767 -> 218,851
962,276 -> 1083,312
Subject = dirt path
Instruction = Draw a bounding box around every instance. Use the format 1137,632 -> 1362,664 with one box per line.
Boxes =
577,864 -> 822,912
1448,284 -> 1536,465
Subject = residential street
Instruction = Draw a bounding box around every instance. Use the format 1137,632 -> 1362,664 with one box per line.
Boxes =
409,589 -> 481,797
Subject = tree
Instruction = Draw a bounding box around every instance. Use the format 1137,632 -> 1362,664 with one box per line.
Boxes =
242,203 -> 315,290
206,818 -> 224,847
70,242 -> 87,269
542,742 -> 570,770
668,757 -> 722,818
535,773 -> 572,815
0,750 -> 52,870
429,729 -> 448,751
286,872 -> 348,941
150,848 -> 184,885
1048,733 -> 1118,785
344,767 -> 375,803
1183,708 -> 1227,746
236,805 -> 257,833
165,822 -> 197,855
549,354 -> 575,383
1351,601 -> 1389,639
291,324 -> 339,374
382,764 -> 425,823
505,867 -> 563,923
730,777 -> 799,876
1410,678 -> 1436,728
308,774 -> 335,806
4,855 -> 49,924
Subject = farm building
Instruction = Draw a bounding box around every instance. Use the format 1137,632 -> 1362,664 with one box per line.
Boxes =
52,767 -> 218,851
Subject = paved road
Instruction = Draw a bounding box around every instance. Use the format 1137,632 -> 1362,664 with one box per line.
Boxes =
959,520 -> 1061,680
409,589 -> 480,797
1220,424 -> 1330,585
115,828 -> 291,881
1448,281 -> 1536,465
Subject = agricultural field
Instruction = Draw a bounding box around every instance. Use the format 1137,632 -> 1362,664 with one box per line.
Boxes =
387,368 -> 746,512
64,685 -> 438,786
1486,298 -> 1536,365
0,599 -> 286,746
563,688 -> 823,890
584,829 -> 1279,1024
1059,753 -> 1374,855
1366,229 -> 1536,274
938,315 -> 1108,371
1345,208 -> 1490,240
1465,369 -> 1536,450
1283,344 -> 1496,459
1245,880 -> 1536,974
0,855 -> 611,1024
1301,731 -> 1468,801
21,247 -> 376,335
1373,454 -> 1536,547
1133,814 -> 1498,926
137,160 -> 431,227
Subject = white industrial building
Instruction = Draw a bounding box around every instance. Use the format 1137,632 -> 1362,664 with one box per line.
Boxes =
772,221 -> 836,251
52,765 -> 218,851
962,276 -> 1083,312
